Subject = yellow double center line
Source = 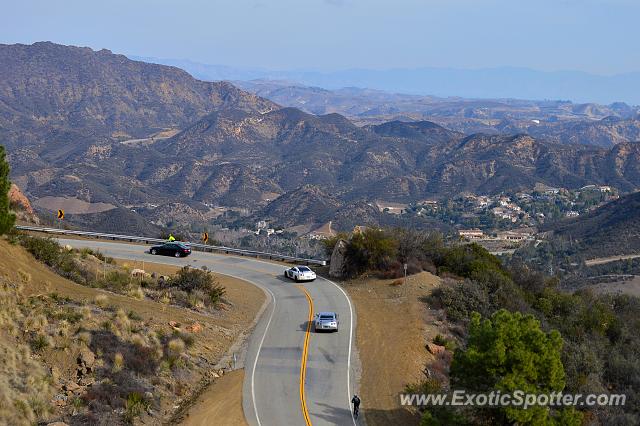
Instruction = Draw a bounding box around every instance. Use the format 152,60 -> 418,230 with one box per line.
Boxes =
297,285 -> 314,426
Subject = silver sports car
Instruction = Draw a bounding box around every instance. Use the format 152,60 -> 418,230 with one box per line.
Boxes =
314,311 -> 339,332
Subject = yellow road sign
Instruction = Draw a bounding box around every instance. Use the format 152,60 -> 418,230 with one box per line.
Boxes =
57,209 -> 64,220
202,232 -> 209,243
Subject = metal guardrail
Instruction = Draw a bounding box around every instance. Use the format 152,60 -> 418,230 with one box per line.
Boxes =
15,225 -> 327,266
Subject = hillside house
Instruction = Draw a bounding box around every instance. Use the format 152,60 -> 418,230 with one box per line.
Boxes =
459,229 -> 485,240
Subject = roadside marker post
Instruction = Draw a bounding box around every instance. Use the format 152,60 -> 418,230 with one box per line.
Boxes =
404,263 -> 408,296
56,209 -> 64,228
202,232 -> 209,244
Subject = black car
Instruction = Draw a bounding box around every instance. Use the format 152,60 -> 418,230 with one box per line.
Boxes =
149,242 -> 191,257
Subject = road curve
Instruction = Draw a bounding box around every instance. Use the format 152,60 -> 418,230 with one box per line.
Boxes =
55,239 -> 358,426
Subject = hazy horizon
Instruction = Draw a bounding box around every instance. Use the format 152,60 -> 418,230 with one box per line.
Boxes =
129,54 -> 640,105
2,0 -> 639,75
4,0 -> 640,104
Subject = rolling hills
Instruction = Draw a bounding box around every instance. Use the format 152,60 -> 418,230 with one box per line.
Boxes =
3,42 -> 640,233
547,190 -> 640,258
236,80 -> 640,146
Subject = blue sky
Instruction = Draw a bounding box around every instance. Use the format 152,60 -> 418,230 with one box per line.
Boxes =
1,0 -> 638,75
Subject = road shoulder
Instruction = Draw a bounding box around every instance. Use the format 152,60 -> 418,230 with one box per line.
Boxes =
345,271 -> 440,426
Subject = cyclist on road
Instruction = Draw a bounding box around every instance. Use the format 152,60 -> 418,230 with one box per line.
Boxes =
351,394 -> 361,418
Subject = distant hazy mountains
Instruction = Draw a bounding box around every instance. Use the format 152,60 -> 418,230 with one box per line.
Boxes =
3,42 -> 640,234
235,80 -> 640,147
132,56 -> 640,106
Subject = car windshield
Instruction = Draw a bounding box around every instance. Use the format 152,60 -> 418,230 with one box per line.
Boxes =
320,315 -> 335,320
175,243 -> 189,249
299,266 -> 311,272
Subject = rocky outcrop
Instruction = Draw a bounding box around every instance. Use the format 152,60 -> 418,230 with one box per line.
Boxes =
329,239 -> 349,279
8,184 -> 33,214
426,343 -> 446,355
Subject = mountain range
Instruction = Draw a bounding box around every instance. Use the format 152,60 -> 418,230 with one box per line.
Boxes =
235,80 -> 640,147
0,42 -> 275,150
132,56 -> 640,105
3,42 -> 640,234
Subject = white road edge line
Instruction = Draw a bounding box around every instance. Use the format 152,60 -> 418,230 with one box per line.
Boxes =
321,277 -> 357,426
56,240 -> 349,423
248,283 -> 276,426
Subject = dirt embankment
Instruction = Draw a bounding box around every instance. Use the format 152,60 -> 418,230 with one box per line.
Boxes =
0,238 -> 264,424
345,271 -> 441,426
178,369 -> 247,426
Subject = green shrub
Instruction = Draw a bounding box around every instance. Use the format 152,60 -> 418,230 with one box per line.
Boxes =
19,235 -> 92,283
123,392 -> 149,423
345,228 -> 398,277
95,271 -> 131,292
79,248 -> 91,259
451,310 -> 581,425
437,243 -> 508,285
432,334 -> 456,351
79,247 -> 114,263
172,330 -> 195,348
21,236 -> 64,266
52,307 -> 83,324
170,267 -> 225,305
30,334 -> 50,352
430,279 -> 492,322
127,310 -> 142,321
0,146 -> 15,235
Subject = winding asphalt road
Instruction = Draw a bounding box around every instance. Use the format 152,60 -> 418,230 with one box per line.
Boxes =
55,238 -> 358,426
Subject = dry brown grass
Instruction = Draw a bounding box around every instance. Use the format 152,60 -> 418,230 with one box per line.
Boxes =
0,279 -> 53,425
168,338 -> 186,356
94,294 -> 108,307
113,352 -> 124,372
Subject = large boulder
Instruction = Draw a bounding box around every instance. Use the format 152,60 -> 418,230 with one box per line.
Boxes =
131,268 -> 146,277
78,348 -> 95,368
426,343 -> 446,355
329,239 -> 349,279
8,184 -> 33,214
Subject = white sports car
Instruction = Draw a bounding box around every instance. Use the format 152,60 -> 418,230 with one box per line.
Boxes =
284,265 -> 317,282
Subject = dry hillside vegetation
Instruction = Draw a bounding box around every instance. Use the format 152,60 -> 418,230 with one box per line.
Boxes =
18,235 -> 228,314
0,236 -> 264,425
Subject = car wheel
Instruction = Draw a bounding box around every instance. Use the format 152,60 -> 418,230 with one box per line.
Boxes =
151,249 -> 157,255
284,271 -> 288,278
174,252 -> 181,258
295,276 -> 299,282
